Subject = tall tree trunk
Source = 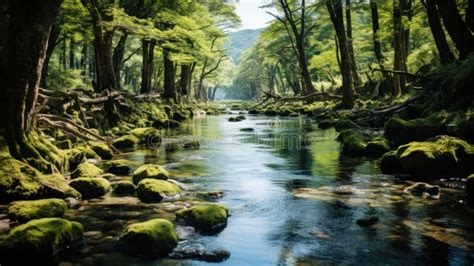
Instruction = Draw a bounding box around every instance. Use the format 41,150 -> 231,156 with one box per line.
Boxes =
140,39 -> 154,94
211,86 -> 218,100
370,0 -> 384,62
113,33 -> 127,91
326,0 -> 355,109
180,64 -> 190,96
40,22 -> 61,89
345,0 -> 361,87
393,0 -> 407,97
422,0 -> 455,64
1,0 -> 62,162
81,44 -> 88,77
436,0 -> 474,59
61,38 -> 67,70
69,37 -> 75,70
162,49 -> 176,100
467,0 -> 474,32
197,58 -> 208,100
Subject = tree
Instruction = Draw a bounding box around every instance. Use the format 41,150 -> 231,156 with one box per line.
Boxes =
0,0 -> 63,169
345,0 -> 361,87
392,0 -> 409,97
326,0 -> 355,108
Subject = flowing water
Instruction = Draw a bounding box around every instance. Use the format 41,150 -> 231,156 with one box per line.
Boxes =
52,114 -> 474,265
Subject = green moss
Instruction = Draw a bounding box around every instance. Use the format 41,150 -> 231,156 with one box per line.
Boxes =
136,179 -> 180,203
397,135 -> 474,178
175,204 -> 228,234
105,159 -> 135,175
365,137 -> 391,157
71,162 -> 104,179
65,146 -> 100,170
120,218 -> 178,257
89,142 -> 113,160
69,177 -> 110,199
41,174 -> 81,199
112,135 -> 139,150
129,127 -> 161,145
338,130 -> 369,156
132,164 -> 169,184
8,199 -> 67,223
0,218 -> 83,263
384,111 -> 449,146
111,181 -> 136,196
57,140 -> 73,150
333,119 -> 359,132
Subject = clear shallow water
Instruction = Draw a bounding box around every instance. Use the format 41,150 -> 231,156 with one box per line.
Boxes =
63,115 -> 474,264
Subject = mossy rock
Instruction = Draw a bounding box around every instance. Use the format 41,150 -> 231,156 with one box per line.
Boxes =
112,135 -> 139,150
175,204 -> 228,234
71,161 -> 104,179
396,135 -> 474,178
365,137 -> 391,157
89,142 -> 113,160
132,164 -> 169,184
173,110 -> 190,121
228,117 -> 240,122
248,109 -> 260,115
105,159 -> 135,176
69,177 -> 110,199
338,130 -> 369,156
129,127 -> 161,146
236,115 -> 246,120
0,157 -> 79,202
333,119 -> 359,132
384,111 -> 449,146
8,198 -> 67,223
240,128 -> 255,132
318,120 -> 333,129
57,140 -> 73,150
264,109 -> 278,116
0,218 -> 83,264
181,139 -> 200,149
111,181 -> 136,196
120,219 -> 177,258
65,146 -> 100,170
380,151 -> 405,175
467,174 -> 474,206
136,179 -> 180,203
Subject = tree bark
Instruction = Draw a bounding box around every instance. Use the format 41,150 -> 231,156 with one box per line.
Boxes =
140,39 -> 154,94
113,33 -> 128,90
326,0 -> 355,109
345,0 -> 361,87
69,37 -> 75,70
436,0 -> 474,59
0,0 -> 62,161
162,49 -> 176,100
393,0 -> 408,97
370,0 -> 384,62
180,64 -> 190,96
422,0 -> 455,64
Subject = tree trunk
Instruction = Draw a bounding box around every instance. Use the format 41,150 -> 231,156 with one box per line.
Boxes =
1,0 -> 62,163
345,0 -> 361,87
370,0 -> 384,62
162,49 -> 176,100
436,0 -> 474,59
326,1 -> 355,109
211,86 -> 218,100
140,39 -> 154,94
467,0 -> 474,32
180,64 -> 190,96
69,37 -> 75,70
61,38 -> 67,70
113,33 -> 127,90
393,0 -> 407,97
423,0 -> 455,64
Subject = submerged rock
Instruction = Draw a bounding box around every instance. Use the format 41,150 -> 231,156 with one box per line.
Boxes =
338,130 -> 369,156
170,243 -> 230,262
129,127 -> 161,145
8,198 -> 68,223
356,216 -> 379,227
380,151 -> 405,175
181,139 -> 200,149
71,161 -> 104,179
175,204 -> 228,234
364,137 -> 391,157
136,179 -> 181,203
105,159 -> 135,176
404,182 -> 440,198
69,177 -> 110,199
120,218 -> 178,257
240,128 -> 255,132
0,218 -> 83,264
111,181 -> 136,196
88,142 -> 113,160
132,164 -> 169,184
112,135 -> 139,150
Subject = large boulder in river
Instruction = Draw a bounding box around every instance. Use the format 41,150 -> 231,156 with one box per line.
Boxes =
120,218 -> 178,258
69,177 -> 110,199
132,164 -> 169,184
112,135 -> 139,150
380,151 -> 405,175
136,179 -> 180,203
111,181 -> 136,196
129,127 -> 161,145
8,198 -> 68,223
105,159 -> 135,175
0,218 -> 83,264
175,204 -> 228,234
71,161 -> 103,179
88,142 -> 113,160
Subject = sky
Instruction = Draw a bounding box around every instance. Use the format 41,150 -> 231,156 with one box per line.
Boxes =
235,0 -> 275,30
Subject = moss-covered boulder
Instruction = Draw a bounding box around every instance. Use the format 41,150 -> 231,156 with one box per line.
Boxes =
89,142 -> 113,160
365,137 -> 391,157
175,204 -> 228,234
384,112 -> 449,146
396,135 -> 474,178
0,157 -> 79,202
0,218 -> 83,264
136,179 -> 180,203
380,151 -> 405,175
69,177 -> 110,199
338,130 -> 369,156
248,109 -> 260,115
120,219 -> 178,257
111,181 -> 136,196
182,139 -> 200,149
132,164 -> 169,184
264,109 -> 278,116
8,199 -> 67,223
333,119 -> 359,132
105,159 -> 135,176
65,146 -> 100,170
173,110 -> 190,121
129,127 -> 161,145
71,161 -> 103,179
112,135 -> 139,150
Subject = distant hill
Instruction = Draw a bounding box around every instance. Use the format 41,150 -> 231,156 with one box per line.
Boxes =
226,28 -> 263,63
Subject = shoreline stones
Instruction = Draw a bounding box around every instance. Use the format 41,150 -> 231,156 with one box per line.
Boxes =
8,198 -> 68,223
111,181 -> 136,196
71,161 -> 103,179
119,219 -> 178,258
132,164 -> 169,184
113,135 -> 139,150
175,204 -> 228,234
136,179 -> 181,203
69,177 -> 110,199
105,159 -> 135,176
89,142 -> 113,160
